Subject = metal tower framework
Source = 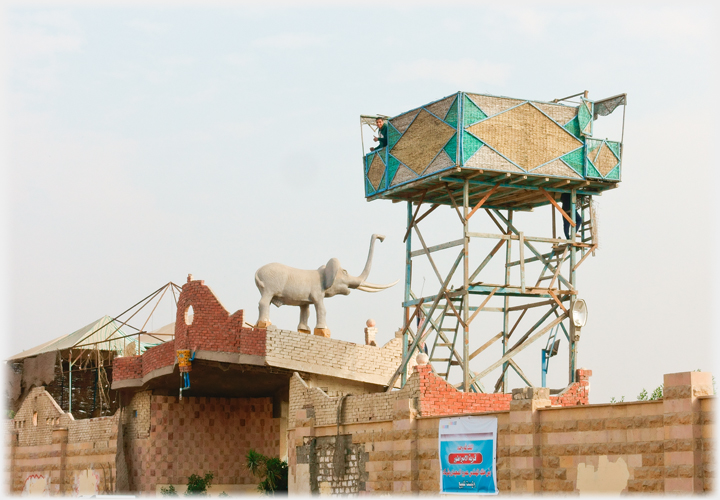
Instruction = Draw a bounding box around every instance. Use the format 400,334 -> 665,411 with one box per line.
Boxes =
385,175 -> 599,393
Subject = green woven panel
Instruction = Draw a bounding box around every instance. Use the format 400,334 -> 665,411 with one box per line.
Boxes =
365,176 -> 375,196
443,133 -> 457,161
445,98 -> 458,128
387,123 -> 401,150
607,140 -> 621,158
379,171 -> 387,191
463,95 -> 487,126
387,154 -> 401,185
564,117 -> 582,138
365,153 -> 374,174
586,161 -> 602,178
578,102 -> 592,135
462,131 -> 484,164
562,148 -> 585,175
605,165 -> 620,180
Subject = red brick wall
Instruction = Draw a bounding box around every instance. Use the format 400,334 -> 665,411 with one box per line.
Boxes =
113,279 -> 267,384
126,394 -> 279,493
414,365 -> 591,417
112,356 -> 142,382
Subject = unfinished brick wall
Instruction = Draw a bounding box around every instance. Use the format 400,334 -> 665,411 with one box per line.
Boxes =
123,392 -> 280,493
288,367 -> 715,495
114,279 -> 267,385
6,387 -> 119,495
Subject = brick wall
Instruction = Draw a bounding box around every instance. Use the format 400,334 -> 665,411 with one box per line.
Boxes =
6,387 -> 118,495
287,367 -> 715,495
123,392 -> 279,493
266,327 -> 403,386
113,279 -> 268,385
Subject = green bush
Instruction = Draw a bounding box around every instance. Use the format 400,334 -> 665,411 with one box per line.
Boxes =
246,449 -> 288,494
160,472 -> 215,496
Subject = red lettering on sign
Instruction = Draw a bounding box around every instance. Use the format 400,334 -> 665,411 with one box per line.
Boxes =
448,453 -> 483,465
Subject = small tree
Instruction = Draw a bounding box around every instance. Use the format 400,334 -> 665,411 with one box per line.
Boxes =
246,449 -> 288,494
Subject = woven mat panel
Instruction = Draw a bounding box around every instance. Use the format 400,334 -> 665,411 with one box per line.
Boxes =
466,93 -> 523,117
391,164 -> 418,186
422,149 -> 455,176
391,110 -> 456,174
530,158 -> 582,178
465,145 -> 523,172
367,152 -> 386,189
390,109 -> 421,134
594,143 -> 619,177
534,102 -> 578,126
425,95 -> 456,121
586,161 -> 602,178
466,103 -> 582,171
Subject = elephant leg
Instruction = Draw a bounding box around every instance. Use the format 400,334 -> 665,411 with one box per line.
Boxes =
257,294 -> 272,328
313,300 -> 331,337
298,305 -> 311,334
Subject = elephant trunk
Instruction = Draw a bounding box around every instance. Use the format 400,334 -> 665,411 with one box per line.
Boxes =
357,234 -> 385,284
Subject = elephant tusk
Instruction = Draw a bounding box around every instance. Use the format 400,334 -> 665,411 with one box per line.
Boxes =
357,279 -> 400,292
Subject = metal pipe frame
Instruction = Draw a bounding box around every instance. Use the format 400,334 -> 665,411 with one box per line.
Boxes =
387,183 -> 595,393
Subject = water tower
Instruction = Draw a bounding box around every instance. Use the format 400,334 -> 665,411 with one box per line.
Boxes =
361,90 -> 626,393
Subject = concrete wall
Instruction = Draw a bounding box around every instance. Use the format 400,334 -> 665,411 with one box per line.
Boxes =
288,365 -> 715,495
6,387 -> 119,495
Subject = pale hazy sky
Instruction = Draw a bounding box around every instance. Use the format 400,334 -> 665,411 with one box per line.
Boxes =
2,1 -> 718,403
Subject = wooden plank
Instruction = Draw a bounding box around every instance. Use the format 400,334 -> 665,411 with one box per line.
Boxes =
509,359 -> 535,388
506,299 -> 556,312
413,223 -> 445,286
468,312 -> 568,386
519,232 -> 525,293
538,187 -> 576,228
548,289 -> 568,314
414,203 -> 440,225
549,245 -> 569,290
467,183 -> 500,220
466,287 -> 499,326
402,191 -> 427,243
468,331 -> 503,361
572,244 -> 598,271
409,238 -> 464,258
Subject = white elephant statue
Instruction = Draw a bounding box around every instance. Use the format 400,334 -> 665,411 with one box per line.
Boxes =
255,234 -> 397,335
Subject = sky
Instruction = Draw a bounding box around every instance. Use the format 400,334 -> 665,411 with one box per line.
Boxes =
1,0 -> 718,404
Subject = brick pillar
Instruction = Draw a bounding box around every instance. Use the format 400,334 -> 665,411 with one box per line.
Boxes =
509,387 -> 550,493
52,428 -> 69,495
289,409 -> 315,496
391,398 -> 418,494
663,371 -> 713,493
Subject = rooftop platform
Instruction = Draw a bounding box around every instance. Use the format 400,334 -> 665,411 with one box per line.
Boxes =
363,91 -> 624,210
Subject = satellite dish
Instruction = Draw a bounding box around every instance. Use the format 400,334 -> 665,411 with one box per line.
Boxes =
571,299 -> 588,328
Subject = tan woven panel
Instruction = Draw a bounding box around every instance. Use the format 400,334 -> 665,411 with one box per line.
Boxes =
588,144 -> 602,163
533,103 -> 577,125
466,93 -> 523,117
466,103 -> 582,170
368,153 -> 386,190
423,150 -> 455,176
466,145 -> 523,172
391,110 -> 456,174
594,143 -> 619,176
531,159 -> 582,178
391,164 -> 418,186
425,95 -> 455,121
390,109 -> 421,134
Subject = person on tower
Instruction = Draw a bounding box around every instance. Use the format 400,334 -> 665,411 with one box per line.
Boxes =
560,193 -> 583,240
370,117 -> 387,152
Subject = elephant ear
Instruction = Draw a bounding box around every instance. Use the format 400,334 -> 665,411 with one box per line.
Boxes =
323,258 -> 342,290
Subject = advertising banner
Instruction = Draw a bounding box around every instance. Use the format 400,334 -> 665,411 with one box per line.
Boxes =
439,416 -> 498,495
